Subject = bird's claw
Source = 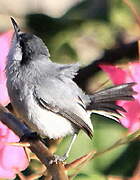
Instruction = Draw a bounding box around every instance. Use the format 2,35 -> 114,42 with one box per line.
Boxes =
20,132 -> 40,142
49,154 -> 67,164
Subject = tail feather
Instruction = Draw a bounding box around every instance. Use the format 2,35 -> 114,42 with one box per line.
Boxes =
87,82 -> 136,121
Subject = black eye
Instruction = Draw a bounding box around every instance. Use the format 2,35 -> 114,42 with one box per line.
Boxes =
18,35 -> 22,41
19,38 -> 25,48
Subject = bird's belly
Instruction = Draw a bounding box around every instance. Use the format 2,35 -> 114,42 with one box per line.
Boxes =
25,101 -> 75,139
9,88 -> 75,139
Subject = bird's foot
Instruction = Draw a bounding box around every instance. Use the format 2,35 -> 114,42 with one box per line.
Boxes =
49,154 -> 68,164
20,132 -> 40,142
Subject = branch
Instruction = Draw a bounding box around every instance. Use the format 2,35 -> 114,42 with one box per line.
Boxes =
0,105 -> 68,180
74,40 -> 138,90
66,130 -> 140,178
123,0 -> 140,28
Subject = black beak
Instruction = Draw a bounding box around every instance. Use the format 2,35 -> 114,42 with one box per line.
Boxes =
10,17 -> 20,38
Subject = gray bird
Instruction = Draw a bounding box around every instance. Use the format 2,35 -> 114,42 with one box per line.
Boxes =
6,17 -> 135,161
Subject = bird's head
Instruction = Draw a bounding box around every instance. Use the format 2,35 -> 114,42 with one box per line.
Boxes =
9,17 -> 50,65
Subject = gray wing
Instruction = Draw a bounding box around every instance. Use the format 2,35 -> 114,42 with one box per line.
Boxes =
55,63 -> 80,79
33,67 -> 93,138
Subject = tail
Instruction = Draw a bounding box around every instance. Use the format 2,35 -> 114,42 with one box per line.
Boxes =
86,82 -> 136,121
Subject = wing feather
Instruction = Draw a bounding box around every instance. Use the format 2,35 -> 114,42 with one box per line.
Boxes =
33,88 -> 93,138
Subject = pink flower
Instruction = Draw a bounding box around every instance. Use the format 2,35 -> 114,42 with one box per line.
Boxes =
0,122 -> 28,179
100,62 -> 140,132
0,31 -> 29,179
0,31 -> 12,106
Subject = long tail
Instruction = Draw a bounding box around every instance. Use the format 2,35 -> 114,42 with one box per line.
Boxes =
86,82 -> 136,121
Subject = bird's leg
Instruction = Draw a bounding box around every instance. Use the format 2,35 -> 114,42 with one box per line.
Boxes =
63,133 -> 77,160
50,134 -> 77,164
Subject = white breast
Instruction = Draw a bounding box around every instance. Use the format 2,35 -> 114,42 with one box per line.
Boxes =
16,89 -> 93,139
24,95 -> 75,139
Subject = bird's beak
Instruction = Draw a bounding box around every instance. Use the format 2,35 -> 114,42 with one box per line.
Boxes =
10,17 -> 20,39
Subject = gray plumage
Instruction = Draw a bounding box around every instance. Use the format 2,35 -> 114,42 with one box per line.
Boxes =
6,18 -> 135,144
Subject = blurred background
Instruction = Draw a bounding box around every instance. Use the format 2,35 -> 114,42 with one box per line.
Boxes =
0,0 -> 140,179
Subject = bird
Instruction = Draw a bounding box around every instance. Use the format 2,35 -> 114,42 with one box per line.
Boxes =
6,17 -> 136,161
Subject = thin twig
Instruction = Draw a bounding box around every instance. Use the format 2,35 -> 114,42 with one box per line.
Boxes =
92,130 -> 140,160
123,0 -> 140,28
68,130 -> 140,178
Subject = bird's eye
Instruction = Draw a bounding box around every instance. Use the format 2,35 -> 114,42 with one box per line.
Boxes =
19,38 -> 25,48
18,36 -> 22,43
